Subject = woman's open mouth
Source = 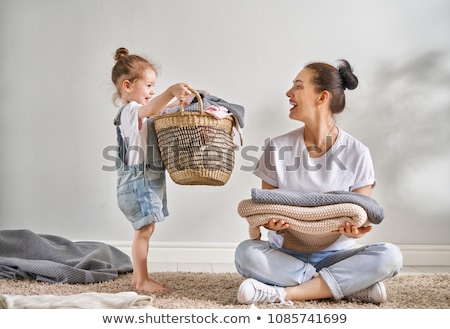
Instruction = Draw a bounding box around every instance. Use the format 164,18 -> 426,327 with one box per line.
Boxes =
289,102 -> 298,111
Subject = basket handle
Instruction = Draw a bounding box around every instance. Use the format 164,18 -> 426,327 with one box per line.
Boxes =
179,87 -> 204,115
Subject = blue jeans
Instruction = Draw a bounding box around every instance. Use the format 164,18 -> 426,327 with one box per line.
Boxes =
234,239 -> 403,300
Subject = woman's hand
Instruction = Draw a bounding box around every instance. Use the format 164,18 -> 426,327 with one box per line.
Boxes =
333,222 -> 373,238
262,218 -> 290,231
333,186 -> 373,238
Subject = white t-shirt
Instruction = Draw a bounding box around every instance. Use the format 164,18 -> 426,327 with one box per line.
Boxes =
119,101 -> 147,166
254,126 -> 376,251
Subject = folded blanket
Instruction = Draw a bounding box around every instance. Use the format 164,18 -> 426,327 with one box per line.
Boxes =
251,188 -> 384,224
0,229 -> 132,284
238,200 -> 370,252
0,292 -> 154,309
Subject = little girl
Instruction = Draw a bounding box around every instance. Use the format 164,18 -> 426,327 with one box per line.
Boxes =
111,47 -> 191,293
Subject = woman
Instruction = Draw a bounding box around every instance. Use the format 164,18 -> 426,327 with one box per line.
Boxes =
234,60 -> 402,305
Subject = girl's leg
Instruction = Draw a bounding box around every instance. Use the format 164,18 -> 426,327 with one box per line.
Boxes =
131,223 -> 167,293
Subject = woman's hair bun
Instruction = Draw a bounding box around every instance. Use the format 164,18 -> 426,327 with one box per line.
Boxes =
114,47 -> 129,62
337,59 -> 358,90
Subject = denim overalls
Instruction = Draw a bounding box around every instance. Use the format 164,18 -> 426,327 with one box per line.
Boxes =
113,106 -> 168,230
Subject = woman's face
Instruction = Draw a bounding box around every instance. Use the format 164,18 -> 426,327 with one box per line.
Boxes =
286,68 -> 320,122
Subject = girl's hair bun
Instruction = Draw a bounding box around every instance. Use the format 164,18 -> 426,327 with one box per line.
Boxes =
114,47 -> 129,62
337,59 -> 358,90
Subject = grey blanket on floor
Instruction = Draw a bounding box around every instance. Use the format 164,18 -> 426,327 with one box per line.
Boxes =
251,188 -> 385,224
0,229 -> 132,284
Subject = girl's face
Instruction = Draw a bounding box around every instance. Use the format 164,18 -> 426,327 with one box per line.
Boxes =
286,68 -> 320,122
125,68 -> 157,105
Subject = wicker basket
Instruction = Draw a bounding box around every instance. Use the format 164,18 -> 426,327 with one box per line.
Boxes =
153,88 -> 235,186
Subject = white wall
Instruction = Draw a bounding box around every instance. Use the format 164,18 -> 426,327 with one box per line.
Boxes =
1,0 -> 449,250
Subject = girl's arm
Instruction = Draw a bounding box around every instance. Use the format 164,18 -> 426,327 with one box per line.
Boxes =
138,83 -> 191,119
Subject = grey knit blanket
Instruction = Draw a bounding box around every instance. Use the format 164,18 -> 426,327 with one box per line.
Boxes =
0,229 -> 132,284
251,188 -> 384,224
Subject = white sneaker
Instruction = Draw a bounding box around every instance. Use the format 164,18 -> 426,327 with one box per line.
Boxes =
237,278 -> 292,305
346,282 -> 387,304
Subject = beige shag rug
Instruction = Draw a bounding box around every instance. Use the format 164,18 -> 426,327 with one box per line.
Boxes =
1,272 -> 449,309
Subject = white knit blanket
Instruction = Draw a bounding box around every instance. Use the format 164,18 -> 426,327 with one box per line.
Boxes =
0,292 -> 154,309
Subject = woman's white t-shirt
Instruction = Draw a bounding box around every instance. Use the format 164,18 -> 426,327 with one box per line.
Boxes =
254,126 -> 376,251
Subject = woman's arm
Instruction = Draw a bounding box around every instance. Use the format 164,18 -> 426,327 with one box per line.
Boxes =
261,180 -> 276,190
352,185 -> 372,197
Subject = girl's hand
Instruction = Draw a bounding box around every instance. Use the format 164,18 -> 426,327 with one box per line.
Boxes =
169,83 -> 191,102
139,83 -> 192,119
262,218 -> 289,231
332,222 -> 373,238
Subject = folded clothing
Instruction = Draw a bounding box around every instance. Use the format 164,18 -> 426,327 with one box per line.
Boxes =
251,188 -> 384,224
238,199 -> 371,252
